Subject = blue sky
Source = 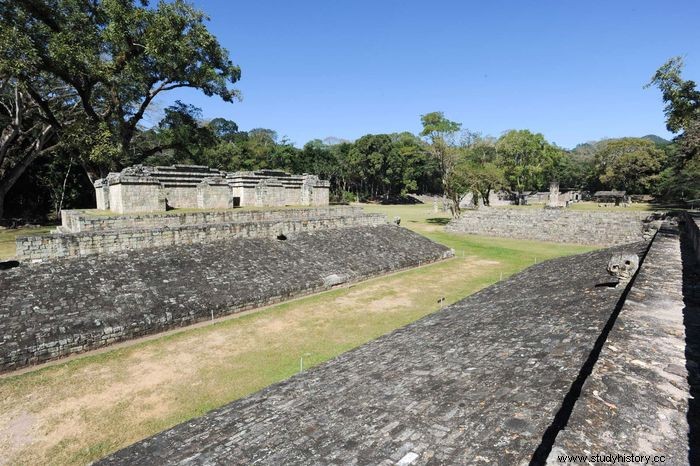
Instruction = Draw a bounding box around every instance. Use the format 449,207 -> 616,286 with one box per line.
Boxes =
156,0 -> 700,149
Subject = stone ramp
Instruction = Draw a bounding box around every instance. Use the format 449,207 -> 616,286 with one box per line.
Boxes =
0,225 -> 451,372
548,220 -> 696,465
98,243 -> 648,465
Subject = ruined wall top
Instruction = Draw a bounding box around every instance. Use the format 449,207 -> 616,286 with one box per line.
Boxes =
93,164 -> 331,212
97,165 -> 329,188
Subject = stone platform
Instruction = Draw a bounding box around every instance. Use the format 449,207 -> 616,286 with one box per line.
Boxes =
547,221 -> 691,464
99,242 -> 656,465
16,206 -> 385,261
1,225 -> 452,372
446,208 -> 661,245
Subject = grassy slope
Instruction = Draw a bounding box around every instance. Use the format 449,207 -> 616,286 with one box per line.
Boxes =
0,204 -> 594,465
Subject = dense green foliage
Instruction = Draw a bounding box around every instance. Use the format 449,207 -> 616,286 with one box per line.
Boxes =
1,1 -> 696,218
645,57 -> 700,201
1,0 -> 240,218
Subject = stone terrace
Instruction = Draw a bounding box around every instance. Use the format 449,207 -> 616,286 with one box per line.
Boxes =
446,208 -> 659,245
548,220 -> 700,464
0,225 -> 451,372
99,242 -> 650,465
16,206 -> 386,261
549,216 -> 699,465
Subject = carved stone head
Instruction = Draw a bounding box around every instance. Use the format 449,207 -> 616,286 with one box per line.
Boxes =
606,253 -> 639,283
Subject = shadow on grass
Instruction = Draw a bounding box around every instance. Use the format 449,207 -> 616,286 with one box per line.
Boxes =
426,217 -> 450,226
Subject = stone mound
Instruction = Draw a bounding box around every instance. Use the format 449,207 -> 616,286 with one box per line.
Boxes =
0,225 -> 452,372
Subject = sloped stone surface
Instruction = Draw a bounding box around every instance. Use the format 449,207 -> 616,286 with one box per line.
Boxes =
0,225 -> 451,372
99,243 -> 648,465
549,222 -> 695,465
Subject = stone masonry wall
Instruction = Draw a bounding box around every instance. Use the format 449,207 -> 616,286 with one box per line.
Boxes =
446,208 -> 658,245
0,225 -> 453,373
549,221 -> 690,463
59,206 -> 367,233
17,214 -> 387,262
99,242 -> 649,465
682,211 -> 700,262
17,207 -> 384,262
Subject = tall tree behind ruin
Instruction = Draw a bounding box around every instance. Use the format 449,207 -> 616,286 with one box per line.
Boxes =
0,0 -> 241,217
647,56 -> 700,200
0,77 -> 78,219
419,112 -> 462,216
495,130 -> 562,203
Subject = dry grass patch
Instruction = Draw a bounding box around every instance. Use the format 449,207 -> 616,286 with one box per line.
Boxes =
0,203 -> 595,465
0,255 -> 496,465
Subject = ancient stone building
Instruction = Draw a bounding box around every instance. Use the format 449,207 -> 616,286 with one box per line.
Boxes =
94,165 -> 330,213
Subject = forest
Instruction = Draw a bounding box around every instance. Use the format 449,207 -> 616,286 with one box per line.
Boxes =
1,1 -> 699,221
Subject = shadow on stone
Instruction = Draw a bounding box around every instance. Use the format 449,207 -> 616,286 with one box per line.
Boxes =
529,240 -> 652,465
0,260 -> 20,270
680,222 -> 700,464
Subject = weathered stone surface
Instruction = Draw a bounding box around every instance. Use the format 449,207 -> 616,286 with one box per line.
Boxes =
446,208 -> 660,245
94,165 -> 331,213
99,243 -> 648,465
17,207 -> 386,261
58,206 -> 371,234
1,225 -> 451,372
549,219 -> 697,465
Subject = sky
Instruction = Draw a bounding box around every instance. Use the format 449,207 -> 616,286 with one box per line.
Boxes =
155,0 -> 700,149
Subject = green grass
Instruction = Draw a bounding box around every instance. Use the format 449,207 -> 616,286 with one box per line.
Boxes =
360,203 -> 594,270
0,225 -> 54,260
0,203 -> 596,465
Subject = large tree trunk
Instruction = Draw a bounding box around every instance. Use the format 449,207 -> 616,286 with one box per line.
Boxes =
0,83 -> 59,219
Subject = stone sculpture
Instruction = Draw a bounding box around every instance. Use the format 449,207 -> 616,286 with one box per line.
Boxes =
606,252 -> 639,285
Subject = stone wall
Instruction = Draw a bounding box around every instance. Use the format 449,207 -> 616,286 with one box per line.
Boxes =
682,211 -> 700,262
196,181 -> 232,209
1,225 -> 453,372
59,206 -> 367,233
550,220 -> 691,463
95,165 -> 331,213
446,208 -> 659,245
98,241 -> 649,465
17,208 -> 387,262
106,178 -> 164,213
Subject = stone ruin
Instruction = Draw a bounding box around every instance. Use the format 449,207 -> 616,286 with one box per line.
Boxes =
94,165 -> 330,213
97,213 -> 700,465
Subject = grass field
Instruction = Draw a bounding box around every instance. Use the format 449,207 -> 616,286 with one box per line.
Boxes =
0,226 -> 54,260
0,204 -> 595,465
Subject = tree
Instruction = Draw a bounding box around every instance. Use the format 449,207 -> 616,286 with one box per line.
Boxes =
495,130 -> 561,202
647,57 -> 700,134
594,138 -> 664,193
419,112 -> 462,215
0,77 -> 76,218
646,57 -> 700,200
458,137 -> 505,206
141,101 -> 217,165
1,0 -> 241,184
208,118 -> 239,141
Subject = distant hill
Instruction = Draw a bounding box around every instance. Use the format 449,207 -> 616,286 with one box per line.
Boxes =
640,134 -> 671,145
568,135 -> 671,159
